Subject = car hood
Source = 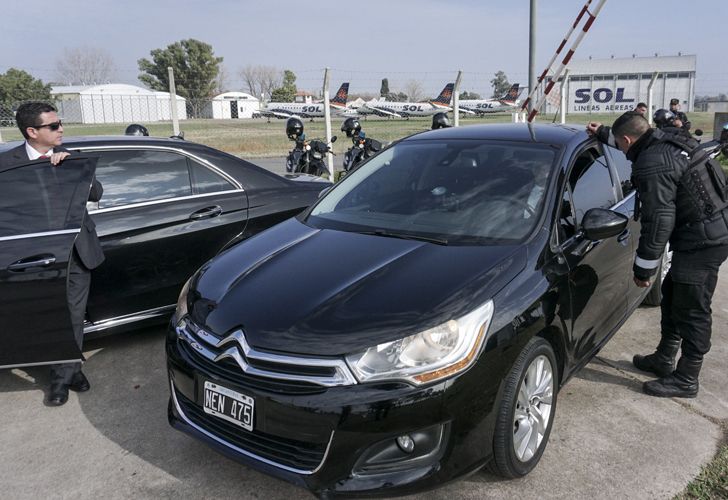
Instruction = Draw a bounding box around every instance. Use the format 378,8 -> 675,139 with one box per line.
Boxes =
189,218 -> 526,356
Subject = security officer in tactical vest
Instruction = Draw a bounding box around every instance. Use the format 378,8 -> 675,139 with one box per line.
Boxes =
588,112 -> 728,398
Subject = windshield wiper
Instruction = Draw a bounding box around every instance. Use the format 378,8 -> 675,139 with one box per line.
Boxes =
358,229 -> 449,246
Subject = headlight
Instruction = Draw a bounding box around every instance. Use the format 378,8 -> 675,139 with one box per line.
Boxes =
175,278 -> 191,325
345,300 -> 494,385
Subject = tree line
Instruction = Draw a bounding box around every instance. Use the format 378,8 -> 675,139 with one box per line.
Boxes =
0,38 -> 514,118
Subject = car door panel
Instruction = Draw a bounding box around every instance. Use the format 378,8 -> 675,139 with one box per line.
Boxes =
0,157 -> 96,367
559,143 -> 632,365
82,147 -> 247,323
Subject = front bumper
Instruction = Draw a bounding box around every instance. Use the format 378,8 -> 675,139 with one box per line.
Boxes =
166,320 -> 503,496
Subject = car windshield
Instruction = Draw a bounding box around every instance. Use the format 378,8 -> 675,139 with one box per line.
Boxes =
306,139 -> 557,245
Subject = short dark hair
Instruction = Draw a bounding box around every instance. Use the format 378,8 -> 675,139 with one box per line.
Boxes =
16,102 -> 57,139
636,102 -> 648,109
670,98 -> 679,105
612,111 -> 650,139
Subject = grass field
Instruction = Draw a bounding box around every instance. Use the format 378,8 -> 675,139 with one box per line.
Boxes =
0,112 -> 719,159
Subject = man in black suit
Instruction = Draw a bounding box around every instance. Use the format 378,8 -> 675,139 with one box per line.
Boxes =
0,102 -> 105,406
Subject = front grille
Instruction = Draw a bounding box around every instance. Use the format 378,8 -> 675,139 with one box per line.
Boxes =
174,387 -> 329,472
175,318 -> 357,393
178,337 -> 325,395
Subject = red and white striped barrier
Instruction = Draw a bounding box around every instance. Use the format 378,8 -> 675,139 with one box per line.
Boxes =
522,0 -> 607,122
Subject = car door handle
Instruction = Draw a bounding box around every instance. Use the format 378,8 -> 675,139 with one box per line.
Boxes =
189,206 -> 223,220
8,254 -> 56,272
617,229 -> 631,243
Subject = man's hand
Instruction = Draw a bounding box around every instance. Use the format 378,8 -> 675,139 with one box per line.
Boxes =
586,122 -> 602,136
633,276 -> 651,288
49,151 -> 70,166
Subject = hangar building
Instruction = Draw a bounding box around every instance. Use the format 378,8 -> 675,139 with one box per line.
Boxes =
543,54 -> 696,115
52,84 -> 187,124
203,92 -> 260,119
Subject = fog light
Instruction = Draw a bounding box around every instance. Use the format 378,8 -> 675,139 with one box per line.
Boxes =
396,435 -> 415,454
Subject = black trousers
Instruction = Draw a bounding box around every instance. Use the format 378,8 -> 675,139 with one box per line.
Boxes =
660,245 -> 728,361
50,250 -> 90,385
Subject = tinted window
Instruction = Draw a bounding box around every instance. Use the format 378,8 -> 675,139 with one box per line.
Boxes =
0,161 -> 88,236
571,147 -> 616,219
561,146 -> 616,234
607,146 -> 634,196
308,140 -> 556,244
94,150 -> 192,208
190,162 -> 235,194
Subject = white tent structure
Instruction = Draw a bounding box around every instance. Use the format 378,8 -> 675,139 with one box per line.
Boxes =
52,84 -> 187,124
204,92 -> 260,119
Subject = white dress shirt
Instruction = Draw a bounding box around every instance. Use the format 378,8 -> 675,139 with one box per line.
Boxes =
25,142 -> 53,160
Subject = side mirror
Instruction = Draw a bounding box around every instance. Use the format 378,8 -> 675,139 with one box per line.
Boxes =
695,129 -> 703,137
581,208 -> 629,241
330,136 -> 337,144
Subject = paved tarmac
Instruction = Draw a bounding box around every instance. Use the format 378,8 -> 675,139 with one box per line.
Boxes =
2,268 -> 726,499
1,160 -> 726,498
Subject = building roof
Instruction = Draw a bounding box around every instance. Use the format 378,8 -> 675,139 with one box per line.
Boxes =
564,54 -> 696,76
51,83 -> 157,96
212,92 -> 259,101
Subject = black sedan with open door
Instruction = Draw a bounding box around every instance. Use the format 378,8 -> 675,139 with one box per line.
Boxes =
0,136 -> 328,348
166,123 -> 664,496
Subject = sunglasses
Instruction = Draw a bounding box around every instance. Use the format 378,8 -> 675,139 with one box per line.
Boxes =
34,120 -> 63,131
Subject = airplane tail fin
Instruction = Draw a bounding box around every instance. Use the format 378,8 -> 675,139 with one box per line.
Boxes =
500,83 -> 521,103
331,82 -> 349,106
432,83 -> 454,106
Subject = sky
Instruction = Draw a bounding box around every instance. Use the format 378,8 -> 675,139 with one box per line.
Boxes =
2,0 -> 726,97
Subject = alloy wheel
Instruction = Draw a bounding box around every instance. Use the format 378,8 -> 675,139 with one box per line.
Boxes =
513,354 -> 554,462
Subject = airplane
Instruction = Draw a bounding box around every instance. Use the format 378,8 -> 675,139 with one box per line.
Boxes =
259,83 -> 350,120
458,84 -> 522,115
358,83 -> 454,118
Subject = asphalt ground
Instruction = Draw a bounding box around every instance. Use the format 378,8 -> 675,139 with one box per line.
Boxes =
1,160 -> 726,498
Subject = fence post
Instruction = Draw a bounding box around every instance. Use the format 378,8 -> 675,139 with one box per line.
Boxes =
647,72 -> 659,126
322,67 -> 334,181
453,70 -> 463,127
559,70 -> 569,124
168,67 -> 180,136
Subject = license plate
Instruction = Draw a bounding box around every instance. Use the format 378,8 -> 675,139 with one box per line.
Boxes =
203,381 -> 254,431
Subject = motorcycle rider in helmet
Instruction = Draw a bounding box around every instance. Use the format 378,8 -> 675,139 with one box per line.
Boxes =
286,117 -> 305,142
341,117 -> 362,140
341,117 -> 381,171
125,123 -> 149,136
285,117 -> 307,173
653,109 -> 692,138
431,112 -> 451,130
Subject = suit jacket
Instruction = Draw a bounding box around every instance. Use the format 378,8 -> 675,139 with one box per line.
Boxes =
0,144 -> 105,270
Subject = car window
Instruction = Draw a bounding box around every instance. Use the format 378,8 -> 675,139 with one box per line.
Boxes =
94,150 -> 192,208
307,140 -> 556,244
607,146 -> 634,196
559,145 -> 616,240
0,160 -> 89,237
189,161 -> 235,194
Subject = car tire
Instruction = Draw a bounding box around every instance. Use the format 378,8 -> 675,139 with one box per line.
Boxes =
491,337 -> 558,478
643,247 -> 672,307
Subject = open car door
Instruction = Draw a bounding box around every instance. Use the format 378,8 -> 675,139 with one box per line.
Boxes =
0,156 -> 97,368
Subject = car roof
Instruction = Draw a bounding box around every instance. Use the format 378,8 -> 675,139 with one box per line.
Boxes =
0,135 -> 204,153
404,123 -> 589,146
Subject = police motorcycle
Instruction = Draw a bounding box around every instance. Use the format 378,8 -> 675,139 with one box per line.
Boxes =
341,118 -> 382,172
285,117 -> 337,177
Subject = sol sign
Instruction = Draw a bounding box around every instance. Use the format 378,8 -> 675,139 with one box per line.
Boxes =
572,87 -> 635,112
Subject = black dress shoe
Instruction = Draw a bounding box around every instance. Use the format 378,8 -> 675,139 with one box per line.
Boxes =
633,353 -> 674,378
69,371 -> 90,392
49,383 -> 69,406
643,375 -> 698,398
